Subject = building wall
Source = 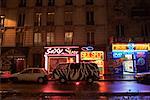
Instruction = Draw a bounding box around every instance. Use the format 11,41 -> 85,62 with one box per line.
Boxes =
107,0 -> 150,43
1,0 -> 108,67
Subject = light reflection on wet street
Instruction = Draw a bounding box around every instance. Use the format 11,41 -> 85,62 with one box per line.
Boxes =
1,81 -> 149,93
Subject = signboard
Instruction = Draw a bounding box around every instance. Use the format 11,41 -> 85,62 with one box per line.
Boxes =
80,51 -> 104,60
112,43 -> 149,51
45,46 -> 79,56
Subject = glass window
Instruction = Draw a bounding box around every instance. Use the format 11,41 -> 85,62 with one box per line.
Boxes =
0,33 -> 3,46
21,69 -> 32,74
47,12 -> 55,25
19,0 -> 26,7
33,54 -> 42,67
65,31 -> 73,45
18,13 -> 25,26
36,0 -> 42,6
0,0 -> 6,8
64,11 -> 73,25
16,32 -> 24,46
86,0 -> 94,5
87,32 -> 95,45
141,24 -> 149,37
33,69 -> 41,73
47,32 -> 55,45
86,11 -> 94,25
34,33 -> 42,45
116,24 -> 124,37
48,0 -> 55,6
65,0 -> 73,5
0,15 -> 5,27
34,13 -> 42,26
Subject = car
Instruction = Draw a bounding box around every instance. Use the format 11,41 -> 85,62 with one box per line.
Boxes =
52,63 -> 100,83
0,70 -> 12,82
135,72 -> 150,83
10,68 -> 49,84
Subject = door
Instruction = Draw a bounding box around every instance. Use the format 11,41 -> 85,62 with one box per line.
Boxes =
49,58 -> 67,72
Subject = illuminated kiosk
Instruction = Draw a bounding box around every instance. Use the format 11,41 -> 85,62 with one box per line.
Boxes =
80,46 -> 105,75
112,43 -> 149,75
44,46 -> 79,72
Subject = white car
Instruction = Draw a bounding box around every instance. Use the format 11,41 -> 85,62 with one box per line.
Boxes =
10,68 -> 49,84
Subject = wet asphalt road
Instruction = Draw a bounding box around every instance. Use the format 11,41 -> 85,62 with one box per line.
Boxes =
1,81 -> 150,93
1,81 -> 150,100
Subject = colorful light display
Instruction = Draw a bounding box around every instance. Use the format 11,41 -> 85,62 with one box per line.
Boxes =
112,43 -> 149,51
81,51 -> 104,60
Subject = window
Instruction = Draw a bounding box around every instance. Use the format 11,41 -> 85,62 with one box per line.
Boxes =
116,24 -> 124,37
86,11 -> 94,25
65,0 -> 73,5
33,69 -> 41,73
21,69 -> 32,74
0,0 -> 6,8
48,0 -> 55,6
33,54 -> 41,67
0,15 -> 5,27
64,11 -> 73,25
47,12 -> 55,25
0,33 -> 3,46
47,32 -> 55,45
19,0 -> 26,7
34,33 -> 42,45
65,32 -> 73,44
86,0 -> 94,5
18,13 -> 25,26
16,32 -> 24,46
141,24 -> 149,37
87,32 -> 95,45
36,0 -> 42,6
34,13 -> 42,26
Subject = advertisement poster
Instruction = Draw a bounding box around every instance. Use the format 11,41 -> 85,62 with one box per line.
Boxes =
123,60 -> 134,72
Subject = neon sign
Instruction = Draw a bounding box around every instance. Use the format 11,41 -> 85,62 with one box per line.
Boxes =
45,46 -> 79,56
112,43 -> 149,51
81,51 -> 104,60
81,46 -> 94,51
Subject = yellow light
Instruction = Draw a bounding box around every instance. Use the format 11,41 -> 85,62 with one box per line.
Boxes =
80,51 -> 104,60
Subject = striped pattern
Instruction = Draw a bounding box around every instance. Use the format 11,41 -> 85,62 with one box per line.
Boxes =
52,63 -> 99,81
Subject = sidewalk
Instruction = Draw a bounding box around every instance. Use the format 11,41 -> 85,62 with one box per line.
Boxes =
99,74 -> 136,81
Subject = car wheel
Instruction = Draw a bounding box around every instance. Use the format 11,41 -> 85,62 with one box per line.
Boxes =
87,78 -> 93,83
11,77 -> 18,83
59,78 -> 66,83
38,77 -> 45,84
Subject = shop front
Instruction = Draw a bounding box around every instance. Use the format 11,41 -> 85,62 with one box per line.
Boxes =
112,43 -> 149,75
80,46 -> 105,75
44,46 -> 79,72
1,47 -> 28,72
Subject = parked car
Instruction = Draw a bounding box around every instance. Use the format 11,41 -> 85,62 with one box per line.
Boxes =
52,63 -> 100,83
0,70 -> 12,82
10,68 -> 49,84
135,72 -> 150,83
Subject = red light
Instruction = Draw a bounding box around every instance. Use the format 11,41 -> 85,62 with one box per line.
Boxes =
75,82 -> 80,85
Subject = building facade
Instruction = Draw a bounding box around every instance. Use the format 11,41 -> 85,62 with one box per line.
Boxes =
107,0 -> 150,75
0,0 -> 150,75
0,0 -> 108,73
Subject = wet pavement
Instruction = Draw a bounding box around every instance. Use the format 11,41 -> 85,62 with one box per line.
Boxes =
1,74 -> 150,100
1,81 -> 150,100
